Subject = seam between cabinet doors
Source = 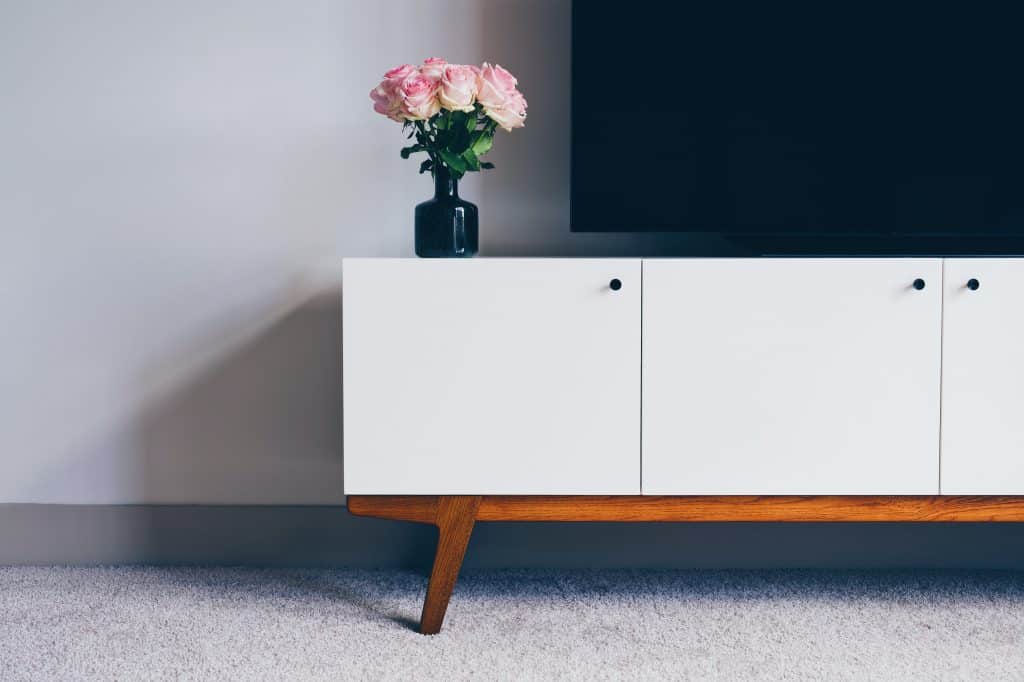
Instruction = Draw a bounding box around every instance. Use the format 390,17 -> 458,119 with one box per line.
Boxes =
937,259 -> 945,494
639,259 -> 644,494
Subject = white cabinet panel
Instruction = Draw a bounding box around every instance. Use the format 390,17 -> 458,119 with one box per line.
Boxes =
941,259 -> 1024,494
343,259 -> 640,494
642,259 -> 942,495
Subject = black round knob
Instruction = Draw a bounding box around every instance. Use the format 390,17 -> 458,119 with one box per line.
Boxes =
609,278 -> 622,291
913,278 -> 926,290
967,278 -> 980,291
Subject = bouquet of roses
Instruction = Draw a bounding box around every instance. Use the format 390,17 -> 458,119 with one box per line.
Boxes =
370,58 -> 527,180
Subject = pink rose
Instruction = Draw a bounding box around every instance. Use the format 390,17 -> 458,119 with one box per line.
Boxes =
439,64 -> 479,112
400,71 -> 441,120
476,63 -> 518,108
484,89 -> 527,131
370,64 -> 418,121
369,81 -> 404,121
476,63 -> 526,130
420,57 -> 447,80
383,63 -> 417,85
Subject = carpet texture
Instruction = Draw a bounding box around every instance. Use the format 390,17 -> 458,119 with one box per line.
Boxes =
2,567 -> 1024,680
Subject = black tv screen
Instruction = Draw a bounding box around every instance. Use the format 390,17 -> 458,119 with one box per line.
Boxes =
571,1 -> 1024,241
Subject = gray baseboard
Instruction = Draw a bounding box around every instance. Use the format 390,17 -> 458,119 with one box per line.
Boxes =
4,504 -> 1024,569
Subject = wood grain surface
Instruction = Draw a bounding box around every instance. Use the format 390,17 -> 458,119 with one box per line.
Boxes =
418,496 -> 481,635
348,495 -> 1024,523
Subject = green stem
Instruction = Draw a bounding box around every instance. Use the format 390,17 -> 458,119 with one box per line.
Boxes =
414,120 -> 439,175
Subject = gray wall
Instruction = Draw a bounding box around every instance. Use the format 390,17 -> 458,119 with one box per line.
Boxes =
2,0 -> 723,506
4,0 -> 1023,567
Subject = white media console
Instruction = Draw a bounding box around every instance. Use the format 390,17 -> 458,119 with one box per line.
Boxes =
341,258 -> 1024,633
344,258 -> 1024,497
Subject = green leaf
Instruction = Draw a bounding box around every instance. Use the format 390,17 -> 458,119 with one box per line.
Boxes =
480,162 -> 495,170
463,148 -> 480,171
434,116 -> 448,131
470,132 -> 494,157
400,144 -> 425,159
465,113 -> 477,132
438,149 -> 467,174
450,124 -> 472,153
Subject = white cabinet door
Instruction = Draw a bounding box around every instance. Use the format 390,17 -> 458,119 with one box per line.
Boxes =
941,259 -> 1024,494
642,259 -> 942,495
343,259 -> 641,494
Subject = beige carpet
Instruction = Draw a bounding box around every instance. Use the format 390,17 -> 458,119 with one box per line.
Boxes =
2,567 -> 1024,680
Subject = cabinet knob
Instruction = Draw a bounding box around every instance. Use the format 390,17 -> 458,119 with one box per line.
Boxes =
913,278 -> 926,290
609,278 -> 622,291
967,278 -> 980,291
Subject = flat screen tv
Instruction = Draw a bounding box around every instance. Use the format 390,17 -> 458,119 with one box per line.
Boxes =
571,1 -> 1024,252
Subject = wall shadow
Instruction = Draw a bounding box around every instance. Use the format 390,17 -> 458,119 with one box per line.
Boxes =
124,288 -> 437,570
137,292 -> 345,505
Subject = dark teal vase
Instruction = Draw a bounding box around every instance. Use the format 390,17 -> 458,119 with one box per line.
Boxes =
415,166 -> 479,258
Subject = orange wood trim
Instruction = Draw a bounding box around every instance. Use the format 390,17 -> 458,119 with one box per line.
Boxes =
348,495 -> 1024,523
477,496 -> 1024,522
347,495 -> 439,524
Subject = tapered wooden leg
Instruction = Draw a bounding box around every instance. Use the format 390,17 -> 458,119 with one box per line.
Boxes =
419,496 -> 481,635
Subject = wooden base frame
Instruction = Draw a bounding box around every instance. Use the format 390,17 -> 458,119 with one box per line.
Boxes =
348,495 -> 1024,634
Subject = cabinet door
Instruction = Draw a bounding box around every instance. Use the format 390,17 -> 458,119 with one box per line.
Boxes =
642,259 -> 942,495
941,259 -> 1024,493
343,259 -> 640,494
